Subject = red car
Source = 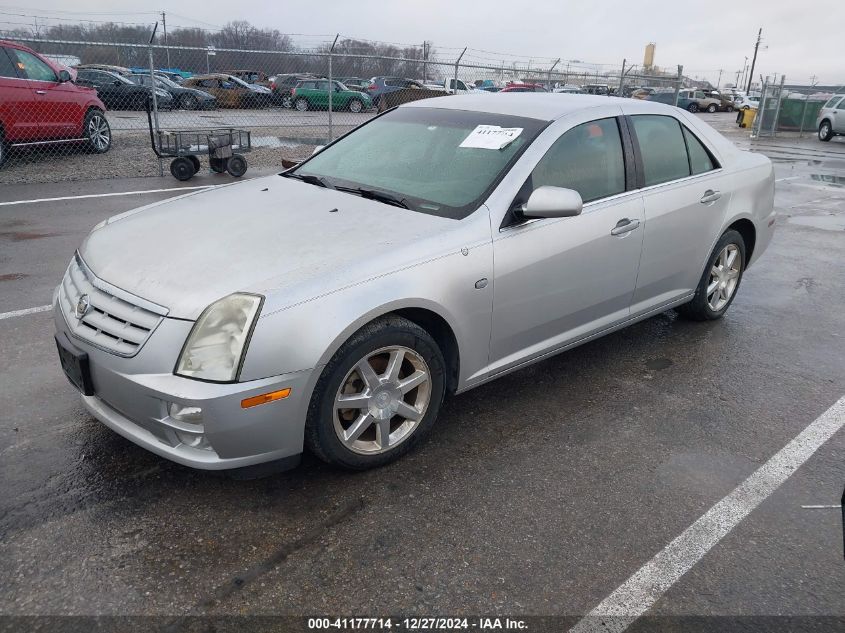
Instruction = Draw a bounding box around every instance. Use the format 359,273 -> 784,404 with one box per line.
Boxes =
0,40 -> 111,166
499,83 -> 548,93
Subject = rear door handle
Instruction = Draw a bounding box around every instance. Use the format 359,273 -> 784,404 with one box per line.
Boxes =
610,218 -> 641,236
700,189 -> 722,204
35,90 -> 46,95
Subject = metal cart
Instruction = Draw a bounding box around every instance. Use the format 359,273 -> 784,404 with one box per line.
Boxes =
146,105 -> 252,181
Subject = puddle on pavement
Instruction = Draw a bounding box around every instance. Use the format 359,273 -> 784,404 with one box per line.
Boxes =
810,174 -> 845,187
789,214 -> 845,231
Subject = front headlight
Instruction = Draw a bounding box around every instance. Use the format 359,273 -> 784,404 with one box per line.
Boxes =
175,293 -> 263,382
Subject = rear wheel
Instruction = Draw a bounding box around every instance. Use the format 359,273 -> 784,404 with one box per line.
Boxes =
726,105 -> 734,113
0,137 -> 7,168
348,98 -> 363,113
687,102 -> 700,113
187,155 -> 201,173
677,229 -> 746,321
295,97 -> 309,111
209,156 -> 227,173
706,103 -> 718,113
819,121 -> 834,142
84,109 -> 111,154
305,316 -> 446,470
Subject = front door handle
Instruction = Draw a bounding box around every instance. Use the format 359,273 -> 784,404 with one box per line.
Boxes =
610,218 -> 641,236
35,90 -> 46,95
700,189 -> 722,204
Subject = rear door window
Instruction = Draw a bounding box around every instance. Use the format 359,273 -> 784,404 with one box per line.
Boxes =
630,115 -> 691,186
11,49 -> 57,82
0,48 -> 19,78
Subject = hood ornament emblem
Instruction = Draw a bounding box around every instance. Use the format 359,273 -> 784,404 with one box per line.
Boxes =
75,294 -> 91,320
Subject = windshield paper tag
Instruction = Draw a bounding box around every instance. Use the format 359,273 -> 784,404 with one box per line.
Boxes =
459,125 -> 523,150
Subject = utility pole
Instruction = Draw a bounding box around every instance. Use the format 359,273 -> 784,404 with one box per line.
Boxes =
161,11 -> 170,69
746,28 -> 762,94
422,41 -> 428,82
716,69 -> 723,90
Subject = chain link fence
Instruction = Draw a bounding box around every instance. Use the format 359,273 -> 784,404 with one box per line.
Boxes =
0,32 -> 692,184
749,75 -> 843,139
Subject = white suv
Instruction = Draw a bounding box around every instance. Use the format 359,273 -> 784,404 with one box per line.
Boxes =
817,94 -> 845,142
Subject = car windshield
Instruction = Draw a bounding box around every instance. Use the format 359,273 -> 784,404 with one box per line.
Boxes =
156,75 -> 179,88
228,76 -> 252,88
288,107 -> 547,220
111,73 -> 133,85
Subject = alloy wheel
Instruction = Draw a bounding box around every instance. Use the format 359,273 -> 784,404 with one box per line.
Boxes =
88,115 -> 110,151
707,244 -> 741,311
333,346 -> 432,455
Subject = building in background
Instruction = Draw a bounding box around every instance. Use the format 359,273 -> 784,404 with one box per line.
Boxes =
643,42 -> 656,71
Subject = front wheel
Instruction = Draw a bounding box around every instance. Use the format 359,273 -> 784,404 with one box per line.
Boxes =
726,105 -> 734,113
84,109 -> 111,154
305,316 -> 446,470
180,94 -> 198,110
676,229 -> 746,321
348,98 -> 363,113
819,121 -> 834,142
295,97 -> 309,112
707,103 -> 718,113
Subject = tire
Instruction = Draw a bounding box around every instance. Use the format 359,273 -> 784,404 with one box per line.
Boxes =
169,156 -> 195,181
180,94 -> 198,110
706,103 -> 718,113
687,103 -> 699,113
226,153 -> 247,177
304,315 -> 446,470
742,105 -> 750,110
84,109 -> 111,154
676,229 -> 746,321
209,156 -> 227,173
819,121 -> 834,142
187,155 -> 201,173
295,97 -> 309,112
348,98 -> 363,113
281,95 -> 292,109
0,139 -> 7,168
726,105 -> 734,113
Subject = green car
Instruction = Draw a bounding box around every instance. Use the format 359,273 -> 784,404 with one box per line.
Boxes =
291,80 -> 372,113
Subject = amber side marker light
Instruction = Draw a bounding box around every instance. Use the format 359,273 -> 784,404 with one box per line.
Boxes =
241,388 -> 291,409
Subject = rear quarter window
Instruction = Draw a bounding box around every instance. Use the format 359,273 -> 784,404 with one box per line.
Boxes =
0,48 -> 19,78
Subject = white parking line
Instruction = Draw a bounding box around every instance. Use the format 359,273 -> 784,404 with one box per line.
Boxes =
0,304 -> 52,320
0,185 -> 217,207
570,395 -> 845,633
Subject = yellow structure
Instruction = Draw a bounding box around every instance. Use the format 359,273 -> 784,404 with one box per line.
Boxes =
643,43 -> 656,70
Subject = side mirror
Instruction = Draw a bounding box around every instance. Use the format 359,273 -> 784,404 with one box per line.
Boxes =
520,186 -> 583,219
58,70 -> 71,82
312,145 -> 324,156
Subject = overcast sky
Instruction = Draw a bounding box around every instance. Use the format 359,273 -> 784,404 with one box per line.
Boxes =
2,0 -> 842,86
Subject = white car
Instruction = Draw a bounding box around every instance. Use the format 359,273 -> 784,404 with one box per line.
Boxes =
734,95 -> 760,110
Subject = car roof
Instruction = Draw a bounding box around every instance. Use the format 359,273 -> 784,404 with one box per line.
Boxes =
401,93 -> 681,121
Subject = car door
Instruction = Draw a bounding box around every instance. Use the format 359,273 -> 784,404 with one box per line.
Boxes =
625,113 -> 731,315
77,71 -> 114,109
8,48 -> 76,138
312,80 -> 330,109
0,46 -> 35,141
488,116 -> 645,375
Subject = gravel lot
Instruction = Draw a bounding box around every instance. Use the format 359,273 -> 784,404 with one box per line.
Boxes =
0,108 -> 370,185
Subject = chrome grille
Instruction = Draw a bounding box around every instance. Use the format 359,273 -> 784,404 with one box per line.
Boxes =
58,253 -> 167,357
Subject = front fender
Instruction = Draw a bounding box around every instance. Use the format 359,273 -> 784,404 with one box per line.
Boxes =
238,241 -> 494,393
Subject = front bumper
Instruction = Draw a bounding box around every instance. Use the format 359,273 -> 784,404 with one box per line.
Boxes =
54,297 -> 314,470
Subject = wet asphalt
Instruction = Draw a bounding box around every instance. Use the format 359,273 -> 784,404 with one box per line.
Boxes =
0,114 -> 844,629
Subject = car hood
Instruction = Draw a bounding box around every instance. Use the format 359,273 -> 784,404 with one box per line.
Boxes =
80,175 -> 459,320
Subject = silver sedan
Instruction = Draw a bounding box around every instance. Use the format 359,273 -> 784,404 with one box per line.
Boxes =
53,94 -> 776,471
